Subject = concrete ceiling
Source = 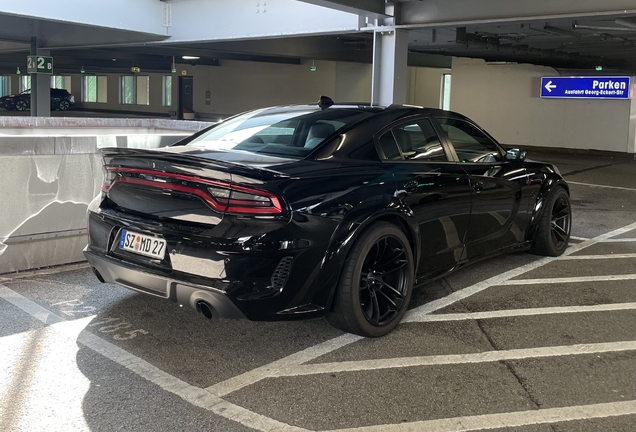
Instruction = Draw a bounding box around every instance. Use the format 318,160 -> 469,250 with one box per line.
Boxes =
1,0 -> 636,74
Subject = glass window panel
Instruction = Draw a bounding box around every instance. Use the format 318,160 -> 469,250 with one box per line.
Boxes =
163,76 -> 172,107
20,76 -> 31,92
0,76 -> 11,96
392,120 -> 447,162
441,74 -> 451,111
121,76 -> 135,104
438,118 -> 502,163
378,131 -> 402,160
83,76 -> 97,102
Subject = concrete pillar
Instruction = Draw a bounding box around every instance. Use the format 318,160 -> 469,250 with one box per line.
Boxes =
30,37 -> 51,117
628,78 -> 636,155
371,29 -> 409,106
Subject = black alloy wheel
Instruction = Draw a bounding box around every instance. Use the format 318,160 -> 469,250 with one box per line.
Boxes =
15,100 -> 27,111
327,222 -> 414,337
59,100 -> 70,111
550,193 -> 571,250
359,236 -> 410,326
531,187 -> 571,256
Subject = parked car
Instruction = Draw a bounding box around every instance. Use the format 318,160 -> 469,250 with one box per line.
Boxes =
0,88 -> 75,111
84,98 -> 571,337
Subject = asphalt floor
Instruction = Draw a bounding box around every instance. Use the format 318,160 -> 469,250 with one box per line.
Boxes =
1,151 -> 636,431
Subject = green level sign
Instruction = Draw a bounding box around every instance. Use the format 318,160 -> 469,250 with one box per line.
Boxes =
26,55 -> 53,74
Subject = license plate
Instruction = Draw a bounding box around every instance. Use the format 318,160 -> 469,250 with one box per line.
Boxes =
119,230 -> 166,259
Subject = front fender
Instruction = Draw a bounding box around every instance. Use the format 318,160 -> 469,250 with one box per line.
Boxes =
526,174 -> 569,242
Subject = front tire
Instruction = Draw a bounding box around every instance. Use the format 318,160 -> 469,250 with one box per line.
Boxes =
327,222 -> 414,337
530,187 -> 571,256
59,100 -> 70,111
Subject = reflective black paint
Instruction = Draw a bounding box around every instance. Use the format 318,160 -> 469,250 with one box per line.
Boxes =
84,106 -> 569,322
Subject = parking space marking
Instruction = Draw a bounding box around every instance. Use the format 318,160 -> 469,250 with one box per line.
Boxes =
328,400 -> 636,432
4,219 -> 636,432
205,333 -> 363,397
407,303 -> 636,322
570,236 -> 590,241
0,283 -> 308,432
567,181 -> 636,192
506,274 -> 636,285
562,254 -> 636,260
405,221 -> 636,322
274,341 -> 636,377
600,238 -> 636,243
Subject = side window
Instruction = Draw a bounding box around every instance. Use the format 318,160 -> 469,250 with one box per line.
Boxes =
378,131 -> 402,161
438,118 -> 503,163
393,120 -> 447,162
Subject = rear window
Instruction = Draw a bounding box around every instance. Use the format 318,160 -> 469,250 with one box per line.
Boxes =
186,107 -> 374,157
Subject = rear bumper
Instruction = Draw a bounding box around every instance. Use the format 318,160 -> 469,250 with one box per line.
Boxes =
85,248 -> 246,319
85,207 -> 342,321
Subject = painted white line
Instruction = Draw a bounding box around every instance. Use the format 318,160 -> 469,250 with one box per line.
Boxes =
205,333 -> 363,397
0,262 -> 90,281
570,236 -> 589,241
568,181 -> 636,192
507,274 -> 636,285
562,254 -> 636,260
0,284 -> 66,325
327,400 -> 636,432
276,341 -> 636,377
405,220 -> 636,322
0,283 -> 309,432
407,303 -> 636,323
600,238 -> 636,243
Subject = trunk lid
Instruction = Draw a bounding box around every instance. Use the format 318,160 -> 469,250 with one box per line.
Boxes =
100,148 -> 291,226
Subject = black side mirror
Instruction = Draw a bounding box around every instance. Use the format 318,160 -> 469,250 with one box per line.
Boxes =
506,147 -> 526,162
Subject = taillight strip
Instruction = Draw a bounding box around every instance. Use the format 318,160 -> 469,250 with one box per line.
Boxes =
104,167 -> 283,215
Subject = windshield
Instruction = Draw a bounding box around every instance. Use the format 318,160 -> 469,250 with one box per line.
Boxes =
186,106 -> 374,158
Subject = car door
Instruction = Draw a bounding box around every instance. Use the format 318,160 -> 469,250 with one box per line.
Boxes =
376,117 -> 472,278
435,117 -> 528,259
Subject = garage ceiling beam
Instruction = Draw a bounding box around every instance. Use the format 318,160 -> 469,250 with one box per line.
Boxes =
163,0 -> 361,44
0,0 -> 166,38
296,0 -> 387,19
400,0 -> 636,27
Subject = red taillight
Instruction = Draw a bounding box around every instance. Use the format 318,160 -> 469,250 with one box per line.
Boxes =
103,167 -> 283,215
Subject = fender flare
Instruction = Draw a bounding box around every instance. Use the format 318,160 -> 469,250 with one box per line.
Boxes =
527,175 -> 570,242
320,202 -> 420,311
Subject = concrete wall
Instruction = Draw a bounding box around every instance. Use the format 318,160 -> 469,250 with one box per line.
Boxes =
0,118 -> 212,274
64,61 -> 447,118
450,57 -> 632,153
408,67 -> 449,109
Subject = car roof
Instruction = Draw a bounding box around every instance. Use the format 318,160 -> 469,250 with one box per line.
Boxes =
256,103 -> 472,122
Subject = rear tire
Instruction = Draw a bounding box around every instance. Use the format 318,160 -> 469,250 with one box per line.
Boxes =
327,222 -> 414,337
530,187 -> 571,256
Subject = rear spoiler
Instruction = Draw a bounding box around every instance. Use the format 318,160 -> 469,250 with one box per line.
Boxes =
99,147 -> 290,180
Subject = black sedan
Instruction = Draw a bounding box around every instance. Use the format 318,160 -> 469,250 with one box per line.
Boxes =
84,99 -> 571,337
0,88 -> 75,111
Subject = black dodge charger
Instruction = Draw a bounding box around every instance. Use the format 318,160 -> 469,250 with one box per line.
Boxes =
84,99 -> 571,337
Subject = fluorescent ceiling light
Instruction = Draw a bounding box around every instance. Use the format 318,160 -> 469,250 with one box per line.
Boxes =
182,55 -> 200,60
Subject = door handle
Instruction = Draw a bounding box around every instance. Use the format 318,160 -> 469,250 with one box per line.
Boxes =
404,180 -> 419,192
471,180 -> 484,192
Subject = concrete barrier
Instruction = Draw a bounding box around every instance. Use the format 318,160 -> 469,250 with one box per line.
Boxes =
0,117 -> 214,274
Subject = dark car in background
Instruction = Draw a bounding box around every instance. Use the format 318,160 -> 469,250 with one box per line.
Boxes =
0,88 -> 75,111
84,99 -> 571,337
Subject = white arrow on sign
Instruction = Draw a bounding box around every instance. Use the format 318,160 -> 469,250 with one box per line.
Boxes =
545,80 -> 557,92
